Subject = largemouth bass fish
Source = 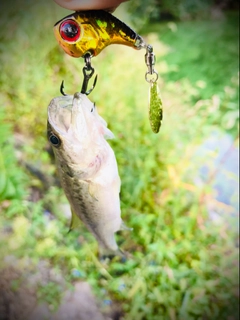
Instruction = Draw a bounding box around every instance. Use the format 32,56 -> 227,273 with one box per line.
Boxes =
47,93 -> 128,257
54,10 -> 146,58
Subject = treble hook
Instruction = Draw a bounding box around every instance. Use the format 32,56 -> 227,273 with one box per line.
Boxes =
60,80 -> 67,96
60,52 -> 97,96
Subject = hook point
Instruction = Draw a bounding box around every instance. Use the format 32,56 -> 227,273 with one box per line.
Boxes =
60,80 -> 67,96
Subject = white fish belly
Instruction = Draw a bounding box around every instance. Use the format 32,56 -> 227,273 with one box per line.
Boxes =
59,150 -> 122,251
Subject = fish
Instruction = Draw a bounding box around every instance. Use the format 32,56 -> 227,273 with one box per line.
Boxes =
54,10 -> 146,58
47,92 -> 129,258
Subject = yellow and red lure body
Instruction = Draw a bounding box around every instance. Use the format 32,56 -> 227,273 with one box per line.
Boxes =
54,10 -> 163,133
54,10 -> 146,58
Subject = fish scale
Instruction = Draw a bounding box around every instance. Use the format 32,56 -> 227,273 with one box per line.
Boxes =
58,150 -> 119,249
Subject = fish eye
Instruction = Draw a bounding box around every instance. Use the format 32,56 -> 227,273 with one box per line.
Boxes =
49,134 -> 61,148
59,19 -> 81,42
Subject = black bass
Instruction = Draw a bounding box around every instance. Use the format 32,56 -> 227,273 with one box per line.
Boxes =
47,93 -> 128,257
54,10 -> 146,58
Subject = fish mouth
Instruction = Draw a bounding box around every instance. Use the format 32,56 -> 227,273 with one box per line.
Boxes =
48,95 -> 74,136
48,93 -> 90,138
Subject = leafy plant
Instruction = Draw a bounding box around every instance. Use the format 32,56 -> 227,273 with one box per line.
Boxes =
126,0 -> 238,27
0,108 -> 27,205
0,1 -> 238,319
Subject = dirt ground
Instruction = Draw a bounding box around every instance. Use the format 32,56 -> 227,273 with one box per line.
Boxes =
0,260 -> 121,320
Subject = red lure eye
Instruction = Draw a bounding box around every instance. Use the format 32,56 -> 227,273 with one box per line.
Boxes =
59,19 -> 80,42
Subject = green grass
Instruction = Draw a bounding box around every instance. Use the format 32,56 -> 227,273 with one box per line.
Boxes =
148,13 -> 239,100
0,1 -> 239,319
142,13 -> 239,136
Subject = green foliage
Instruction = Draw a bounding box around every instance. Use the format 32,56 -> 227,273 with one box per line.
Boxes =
37,281 -> 63,311
159,0 -> 214,20
144,14 -> 239,136
0,109 -> 27,204
150,14 -> 239,97
126,0 -> 238,26
0,1 -> 239,319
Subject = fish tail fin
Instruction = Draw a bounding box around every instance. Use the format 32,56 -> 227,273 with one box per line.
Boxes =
99,247 -> 127,262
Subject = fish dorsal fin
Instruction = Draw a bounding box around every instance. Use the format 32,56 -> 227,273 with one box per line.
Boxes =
69,207 -> 81,232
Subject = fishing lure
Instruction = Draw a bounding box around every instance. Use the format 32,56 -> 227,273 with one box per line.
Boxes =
54,10 -> 146,58
145,45 -> 163,133
149,81 -> 163,133
54,10 -> 162,133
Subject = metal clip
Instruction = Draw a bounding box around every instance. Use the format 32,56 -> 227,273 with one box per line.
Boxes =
145,45 -> 158,83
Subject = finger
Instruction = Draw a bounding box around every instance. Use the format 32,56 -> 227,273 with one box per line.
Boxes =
53,0 -> 128,11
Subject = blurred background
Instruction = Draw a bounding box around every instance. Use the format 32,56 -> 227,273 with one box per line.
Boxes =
0,0 -> 239,319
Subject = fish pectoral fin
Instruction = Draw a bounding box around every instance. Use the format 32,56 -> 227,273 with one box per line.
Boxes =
104,127 -> 115,140
120,221 -> 133,231
86,181 -> 98,201
68,207 -> 81,232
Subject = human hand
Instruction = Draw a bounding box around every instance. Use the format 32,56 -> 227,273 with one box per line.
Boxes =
53,0 -> 128,12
